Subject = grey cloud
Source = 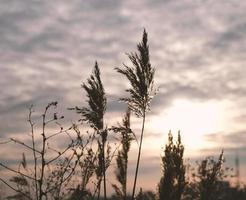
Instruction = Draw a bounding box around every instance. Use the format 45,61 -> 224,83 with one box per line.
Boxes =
0,83 -> 80,137
233,115 -> 246,124
107,98 -> 127,113
202,131 -> 246,167
213,23 -> 246,49
160,83 -> 208,100
128,155 -> 160,176
1,0 -> 245,125
205,131 -> 246,147
197,146 -> 246,168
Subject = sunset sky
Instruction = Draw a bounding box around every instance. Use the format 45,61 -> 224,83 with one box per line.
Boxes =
0,0 -> 246,192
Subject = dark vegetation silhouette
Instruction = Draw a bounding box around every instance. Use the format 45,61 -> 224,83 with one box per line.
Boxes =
0,30 -> 246,200
69,62 -> 109,200
111,109 -> 134,200
157,132 -> 186,200
115,29 -> 155,200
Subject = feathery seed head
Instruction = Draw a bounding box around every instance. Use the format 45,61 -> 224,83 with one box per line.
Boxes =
116,30 -> 156,117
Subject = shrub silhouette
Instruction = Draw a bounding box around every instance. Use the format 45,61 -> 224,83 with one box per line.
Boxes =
157,131 -> 186,200
0,103 -> 87,200
191,151 -> 226,200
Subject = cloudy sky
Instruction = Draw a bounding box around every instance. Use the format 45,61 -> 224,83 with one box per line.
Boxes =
1,0 -> 246,192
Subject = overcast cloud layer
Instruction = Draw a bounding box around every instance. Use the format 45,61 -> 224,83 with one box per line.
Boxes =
1,0 -> 246,189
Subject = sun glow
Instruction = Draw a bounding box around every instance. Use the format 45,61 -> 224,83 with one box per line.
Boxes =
149,99 -> 227,152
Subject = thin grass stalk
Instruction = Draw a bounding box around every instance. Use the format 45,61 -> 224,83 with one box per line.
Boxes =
131,112 -> 145,200
102,138 -> 107,200
28,106 -> 38,200
97,178 -> 102,200
39,108 -> 47,200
